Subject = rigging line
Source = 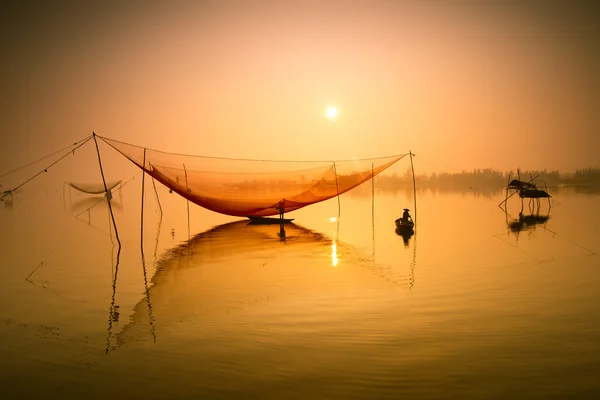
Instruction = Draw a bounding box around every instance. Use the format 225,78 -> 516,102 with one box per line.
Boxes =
0,136 -> 93,201
541,226 -> 596,256
97,134 -> 408,163
0,135 -> 92,179
492,233 -> 540,262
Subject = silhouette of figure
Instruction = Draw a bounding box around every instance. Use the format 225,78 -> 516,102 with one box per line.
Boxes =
402,208 -> 413,224
278,199 -> 285,220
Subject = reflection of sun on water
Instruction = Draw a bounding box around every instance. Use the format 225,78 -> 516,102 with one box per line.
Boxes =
331,241 -> 338,267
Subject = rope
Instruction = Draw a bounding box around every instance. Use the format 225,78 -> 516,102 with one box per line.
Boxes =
1,136 -> 93,201
98,134 -> 408,163
542,226 -> 596,256
0,135 -> 92,179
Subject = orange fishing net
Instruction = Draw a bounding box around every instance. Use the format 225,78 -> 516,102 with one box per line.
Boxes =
100,136 -> 406,217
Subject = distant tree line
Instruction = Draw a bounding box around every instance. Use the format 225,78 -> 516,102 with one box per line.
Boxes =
361,167 -> 600,194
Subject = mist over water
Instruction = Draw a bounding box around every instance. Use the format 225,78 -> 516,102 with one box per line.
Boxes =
1,180 -> 599,399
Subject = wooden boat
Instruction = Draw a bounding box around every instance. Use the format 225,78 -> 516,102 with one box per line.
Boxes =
394,218 -> 414,231
247,216 -> 295,225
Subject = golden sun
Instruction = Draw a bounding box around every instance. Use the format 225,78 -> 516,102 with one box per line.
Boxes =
325,106 -> 338,121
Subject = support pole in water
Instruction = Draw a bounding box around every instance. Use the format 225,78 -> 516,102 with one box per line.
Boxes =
333,161 -> 341,238
409,151 -> 417,228
183,163 -> 191,241
152,177 -> 163,218
372,162 -> 375,220
372,162 -> 375,259
92,132 -> 121,248
140,148 -> 147,250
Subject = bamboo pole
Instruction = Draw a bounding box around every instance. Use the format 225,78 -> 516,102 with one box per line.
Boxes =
333,161 -> 341,239
92,132 -> 121,248
152,177 -> 163,217
140,148 -> 147,251
183,163 -> 190,241
409,151 -> 417,228
372,162 -> 375,259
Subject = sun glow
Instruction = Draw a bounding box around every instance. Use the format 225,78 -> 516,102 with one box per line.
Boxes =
325,106 -> 338,121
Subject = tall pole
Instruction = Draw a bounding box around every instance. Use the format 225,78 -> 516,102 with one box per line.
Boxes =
409,151 -> 417,228
140,148 -> 147,251
183,163 -> 191,241
333,162 -> 341,239
371,162 -> 375,260
92,132 -> 121,248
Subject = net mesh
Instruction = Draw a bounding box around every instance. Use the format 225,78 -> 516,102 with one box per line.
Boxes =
67,180 -> 121,195
100,136 -> 406,217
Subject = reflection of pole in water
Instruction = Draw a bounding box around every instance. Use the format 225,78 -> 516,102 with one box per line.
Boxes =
105,247 -> 121,354
140,148 -> 157,343
409,233 -> 417,290
141,250 -> 157,343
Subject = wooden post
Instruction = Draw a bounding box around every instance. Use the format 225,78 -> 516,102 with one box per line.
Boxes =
372,162 -> 375,259
409,151 -> 417,228
333,161 -> 341,239
183,163 -> 190,241
92,132 -> 121,248
140,148 -> 147,251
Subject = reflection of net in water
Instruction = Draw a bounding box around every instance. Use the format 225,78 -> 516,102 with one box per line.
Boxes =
114,221 -> 411,349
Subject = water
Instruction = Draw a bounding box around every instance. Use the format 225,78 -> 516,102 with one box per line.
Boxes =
1,179 -> 599,399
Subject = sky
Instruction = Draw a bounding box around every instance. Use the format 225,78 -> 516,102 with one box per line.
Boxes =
1,0 -> 599,175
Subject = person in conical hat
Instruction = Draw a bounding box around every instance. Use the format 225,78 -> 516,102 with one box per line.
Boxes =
402,208 -> 412,223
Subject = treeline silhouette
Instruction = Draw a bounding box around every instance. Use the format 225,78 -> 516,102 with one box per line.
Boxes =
351,167 -> 600,196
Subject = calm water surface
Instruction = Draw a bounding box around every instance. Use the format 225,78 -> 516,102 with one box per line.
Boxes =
1,178 -> 599,399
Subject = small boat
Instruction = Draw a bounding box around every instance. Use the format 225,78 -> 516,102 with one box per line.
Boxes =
247,216 -> 295,225
395,218 -> 414,231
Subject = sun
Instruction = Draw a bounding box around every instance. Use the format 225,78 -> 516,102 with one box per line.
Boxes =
325,106 -> 338,121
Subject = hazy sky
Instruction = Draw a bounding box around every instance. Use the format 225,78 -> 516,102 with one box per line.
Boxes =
1,0 -> 598,174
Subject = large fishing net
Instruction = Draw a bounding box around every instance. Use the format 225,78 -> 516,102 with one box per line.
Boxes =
100,136 -> 406,217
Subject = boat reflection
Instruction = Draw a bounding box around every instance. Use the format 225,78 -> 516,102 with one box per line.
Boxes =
395,226 -> 414,247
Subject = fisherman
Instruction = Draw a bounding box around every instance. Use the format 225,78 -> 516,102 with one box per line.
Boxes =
278,199 -> 286,220
402,208 -> 413,223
